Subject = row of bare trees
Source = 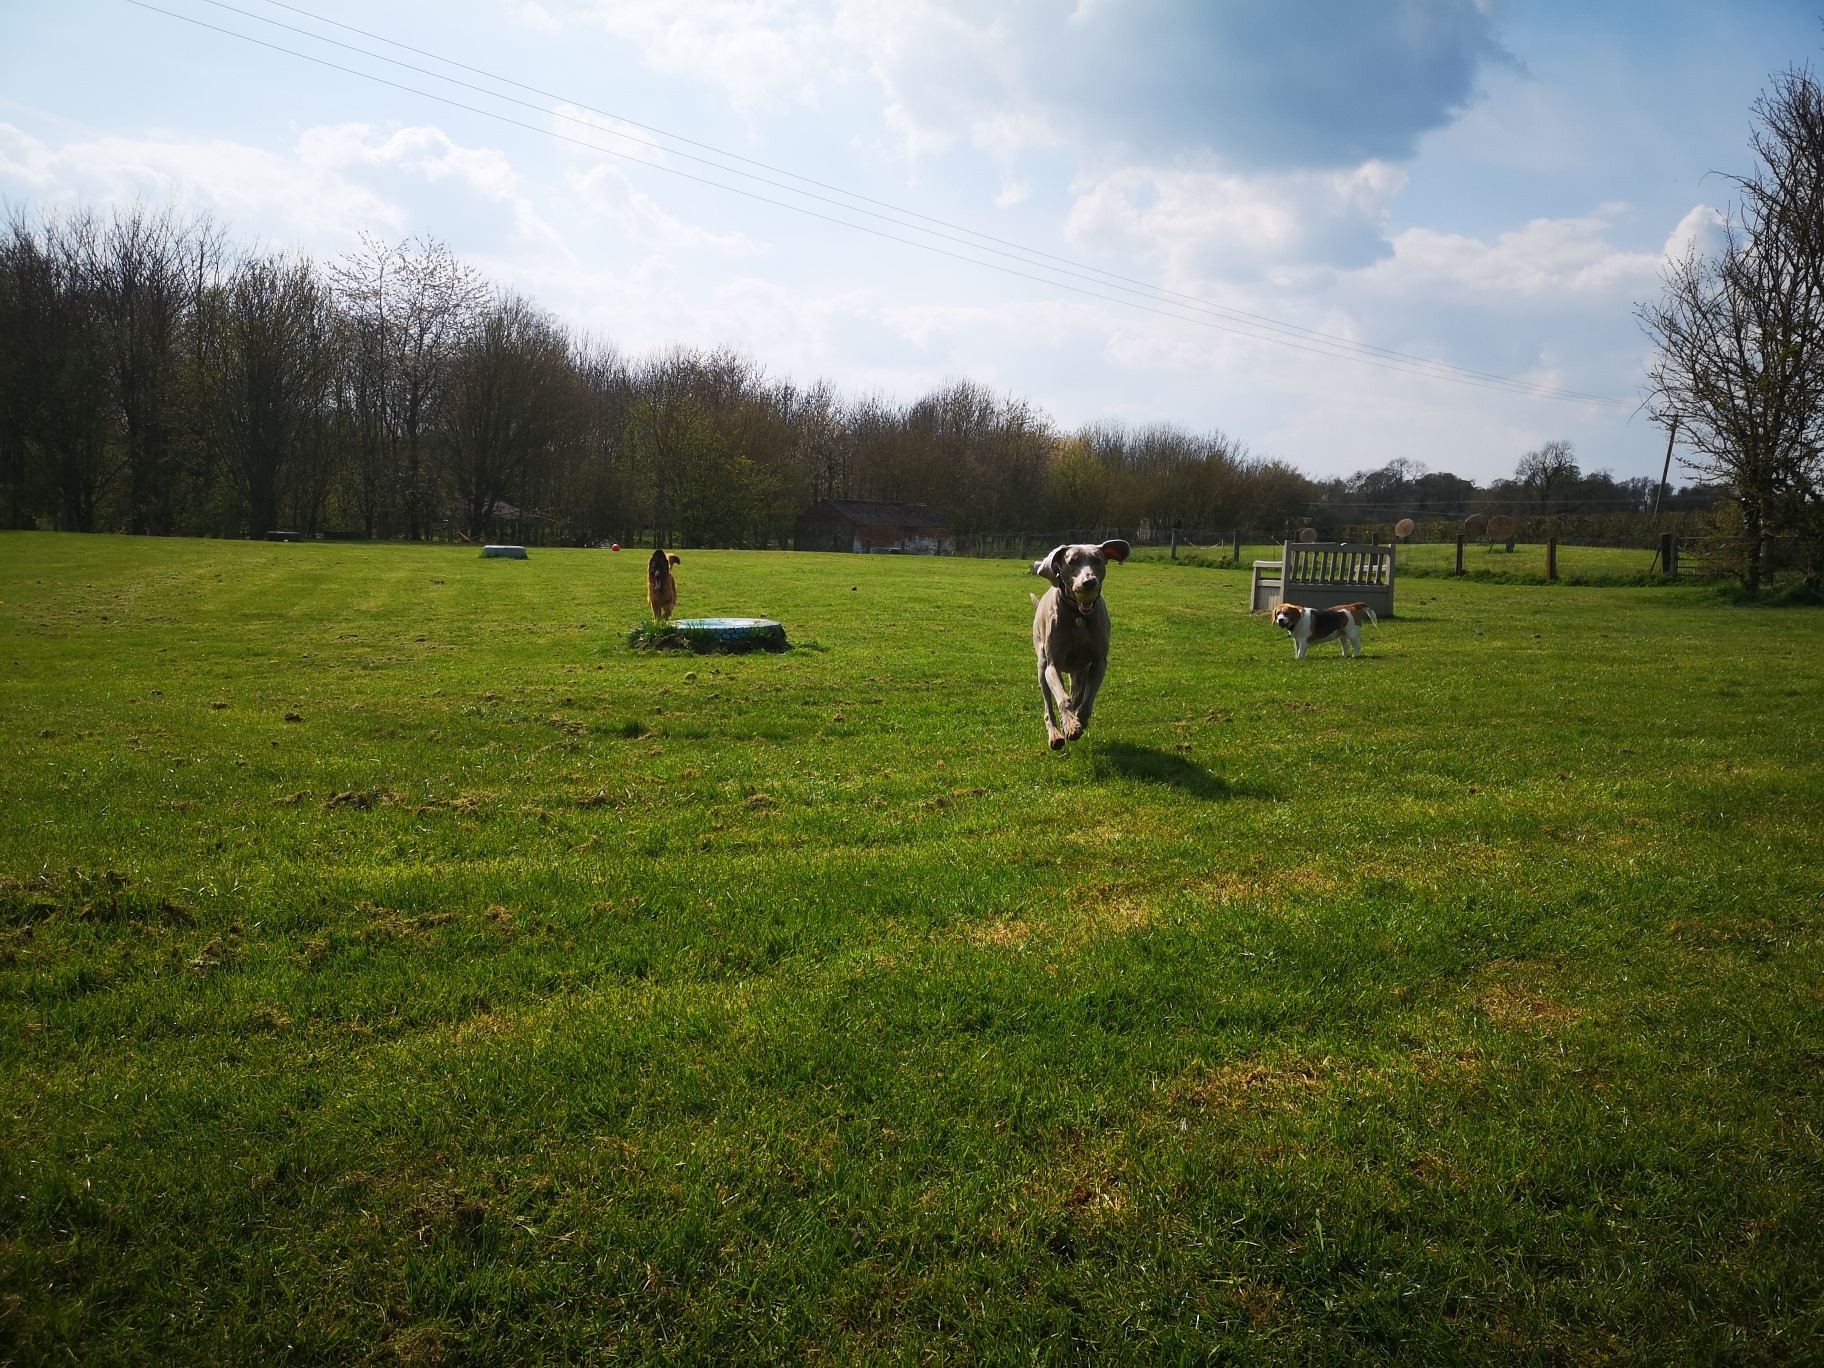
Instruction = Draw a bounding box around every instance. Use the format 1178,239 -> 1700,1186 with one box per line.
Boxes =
1642,65 -> 1824,590
0,204 -> 1312,547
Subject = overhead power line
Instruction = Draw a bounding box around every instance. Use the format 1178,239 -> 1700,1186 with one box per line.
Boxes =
218,0 -> 1621,403
119,0 -> 1630,407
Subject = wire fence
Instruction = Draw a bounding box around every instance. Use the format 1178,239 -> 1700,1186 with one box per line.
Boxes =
940,522 -> 1812,587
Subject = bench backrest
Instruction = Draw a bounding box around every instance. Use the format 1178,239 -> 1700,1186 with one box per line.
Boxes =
1283,541 -> 1392,588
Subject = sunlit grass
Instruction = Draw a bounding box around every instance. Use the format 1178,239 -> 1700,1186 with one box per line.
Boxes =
2,533 -> 1821,1361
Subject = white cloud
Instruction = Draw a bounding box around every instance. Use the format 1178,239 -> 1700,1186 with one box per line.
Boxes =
1661,203 -> 1727,262
560,0 -> 1500,171
0,120 -> 400,238
297,124 -> 521,202
1065,160 -> 1409,279
508,2 -> 564,34
0,120 -> 574,255
566,160 -> 761,254
571,0 -> 841,109
1366,210 -> 1674,299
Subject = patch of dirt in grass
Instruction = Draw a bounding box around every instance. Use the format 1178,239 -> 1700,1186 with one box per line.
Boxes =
1405,1152 -> 1469,1187
1192,871 -> 1269,903
1664,915 -> 1783,950
413,792 -> 493,817
324,788 -> 405,811
1028,1145 -> 1133,1234
443,1009 -> 518,1045
1475,966 -> 1586,1031
1183,1058 -> 1333,1113
1194,866 -> 1336,904
1231,1279 -> 1289,1329
1079,898 -> 1157,940
968,918 -> 1032,949
386,1321 -> 448,1366
965,896 -> 1156,954
353,902 -> 461,947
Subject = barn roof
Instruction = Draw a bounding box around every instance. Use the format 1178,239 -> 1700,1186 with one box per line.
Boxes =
799,499 -> 952,529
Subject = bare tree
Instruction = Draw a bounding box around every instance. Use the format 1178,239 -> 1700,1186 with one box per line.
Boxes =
81,205 -> 219,534
1745,69 -> 1824,590
0,210 -> 117,531
332,235 -> 482,538
1641,66 -> 1824,589
441,293 -> 577,542
201,253 -> 338,538
1514,439 -> 1581,514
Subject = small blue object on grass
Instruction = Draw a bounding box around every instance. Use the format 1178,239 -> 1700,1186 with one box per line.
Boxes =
672,617 -> 788,649
482,544 -> 527,559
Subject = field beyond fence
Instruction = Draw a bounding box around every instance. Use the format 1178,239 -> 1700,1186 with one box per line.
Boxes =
3,532 -> 1822,1361
955,528 -> 1689,586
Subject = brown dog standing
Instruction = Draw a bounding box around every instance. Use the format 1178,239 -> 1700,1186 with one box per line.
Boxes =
647,549 -> 680,620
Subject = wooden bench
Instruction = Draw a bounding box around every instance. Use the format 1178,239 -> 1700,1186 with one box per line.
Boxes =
1250,541 -> 1395,616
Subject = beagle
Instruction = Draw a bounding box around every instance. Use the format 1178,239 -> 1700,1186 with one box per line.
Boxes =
1272,601 -> 1376,659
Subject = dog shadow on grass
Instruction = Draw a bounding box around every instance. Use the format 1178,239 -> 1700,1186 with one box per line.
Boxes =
1086,740 -> 1271,801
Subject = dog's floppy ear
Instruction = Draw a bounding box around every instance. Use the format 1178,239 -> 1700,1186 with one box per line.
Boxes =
1032,546 -> 1067,585
1098,539 -> 1131,563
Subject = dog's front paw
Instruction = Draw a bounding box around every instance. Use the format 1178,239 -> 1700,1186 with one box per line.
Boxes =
1047,731 -> 1067,751
1061,715 -> 1085,741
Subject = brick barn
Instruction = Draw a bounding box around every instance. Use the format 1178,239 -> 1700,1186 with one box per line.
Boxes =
793,500 -> 954,554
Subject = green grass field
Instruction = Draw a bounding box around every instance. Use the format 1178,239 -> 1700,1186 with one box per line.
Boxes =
3,534 -> 1822,1363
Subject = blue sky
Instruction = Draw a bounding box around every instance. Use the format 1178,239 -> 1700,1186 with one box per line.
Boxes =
2,0 -> 1819,482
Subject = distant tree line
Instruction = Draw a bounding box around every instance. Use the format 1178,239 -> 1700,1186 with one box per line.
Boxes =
0,204 -> 1319,548
1,198 -> 1770,560
1312,443 -> 1724,545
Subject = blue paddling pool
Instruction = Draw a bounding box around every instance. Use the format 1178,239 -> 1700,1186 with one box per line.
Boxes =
670,617 -> 788,648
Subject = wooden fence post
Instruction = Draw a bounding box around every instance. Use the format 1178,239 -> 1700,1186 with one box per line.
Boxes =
1170,527 -> 1178,559
1660,531 -> 1677,578
1455,534 -> 1465,576
1546,537 -> 1558,581
1231,529 -> 1241,564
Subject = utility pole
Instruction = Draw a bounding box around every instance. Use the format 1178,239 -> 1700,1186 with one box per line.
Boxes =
1652,417 -> 1680,576
1652,417 -> 1679,522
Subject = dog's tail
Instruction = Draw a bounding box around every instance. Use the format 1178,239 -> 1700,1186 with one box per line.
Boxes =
666,553 -> 681,566
1359,605 -> 1377,627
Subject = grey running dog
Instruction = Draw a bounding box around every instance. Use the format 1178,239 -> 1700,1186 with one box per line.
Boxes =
1030,540 -> 1130,749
